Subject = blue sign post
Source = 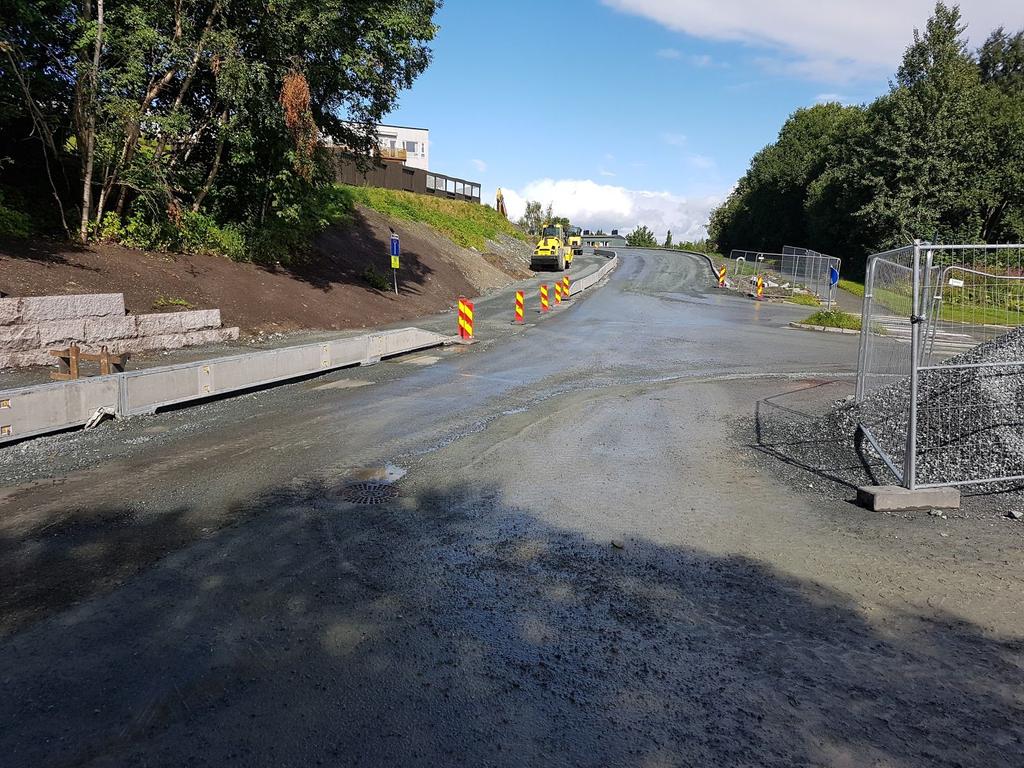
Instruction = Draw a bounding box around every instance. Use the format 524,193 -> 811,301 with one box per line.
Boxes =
389,234 -> 400,295
828,265 -> 840,309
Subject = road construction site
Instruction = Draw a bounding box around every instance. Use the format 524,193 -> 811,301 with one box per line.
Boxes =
2,249 -> 1022,767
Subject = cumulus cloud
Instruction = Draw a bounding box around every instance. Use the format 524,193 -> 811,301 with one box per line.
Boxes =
502,179 -> 719,241
602,0 -> 1023,81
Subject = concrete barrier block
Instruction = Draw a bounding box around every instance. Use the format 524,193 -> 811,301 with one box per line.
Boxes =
119,333 -> 187,354
136,313 -> 184,336
20,293 -> 126,322
178,309 -> 222,332
0,298 -> 21,325
84,316 -> 138,341
0,325 -> 41,351
0,349 -> 54,369
857,485 -> 961,511
0,377 -> 121,443
37,319 -> 87,346
181,327 -> 237,346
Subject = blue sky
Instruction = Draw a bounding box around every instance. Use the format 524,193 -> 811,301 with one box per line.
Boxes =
384,0 -> 1022,239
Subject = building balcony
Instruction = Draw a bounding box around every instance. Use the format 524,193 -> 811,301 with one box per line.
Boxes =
378,147 -> 408,163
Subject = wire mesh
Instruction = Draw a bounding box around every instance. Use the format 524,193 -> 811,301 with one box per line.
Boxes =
856,243 -> 1024,489
728,248 -> 841,300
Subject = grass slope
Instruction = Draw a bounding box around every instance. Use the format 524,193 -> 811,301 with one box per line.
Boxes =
800,309 -> 862,331
336,185 -> 530,252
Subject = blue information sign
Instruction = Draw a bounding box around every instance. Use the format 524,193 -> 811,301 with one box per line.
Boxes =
829,265 -> 840,286
390,234 -> 400,258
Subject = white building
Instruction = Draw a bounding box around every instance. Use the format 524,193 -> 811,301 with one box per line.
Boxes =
374,124 -> 430,171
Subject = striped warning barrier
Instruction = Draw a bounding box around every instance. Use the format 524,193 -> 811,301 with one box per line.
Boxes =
554,282 -> 562,305
540,284 -> 549,312
514,291 -> 524,323
756,275 -> 764,300
457,297 -> 475,338
717,266 -> 727,287
562,276 -> 570,297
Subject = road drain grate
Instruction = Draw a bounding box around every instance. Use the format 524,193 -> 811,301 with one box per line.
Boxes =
340,481 -> 400,505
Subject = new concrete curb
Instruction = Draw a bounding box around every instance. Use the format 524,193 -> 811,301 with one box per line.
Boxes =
569,250 -> 619,295
788,322 -> 861,335
0,326 -> 447,445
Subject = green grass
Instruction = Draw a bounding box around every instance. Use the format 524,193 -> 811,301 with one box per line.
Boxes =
152,296 -> 193,311
838,278 -> 864,297
336,185 -> 531,251
800,309 -> 862,331
785,292 -> 821,307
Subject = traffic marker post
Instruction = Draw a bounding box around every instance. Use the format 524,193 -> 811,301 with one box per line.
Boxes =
562,276 -> 570,297
554,282 -> 562,305
717,265 -> 727,288
390,233 -> 401,295
457,296 -> 475,338
540,284 -> 549,312
514,291 -> 524,323
756,274 -> 764,301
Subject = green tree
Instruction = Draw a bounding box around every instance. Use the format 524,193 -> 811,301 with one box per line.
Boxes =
626,224 -> 657,247
663,230 -> 673,248
517,200 -> 544,234
1,0 -> 439,253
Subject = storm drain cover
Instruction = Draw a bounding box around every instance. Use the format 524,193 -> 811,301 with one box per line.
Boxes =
340,481 -> 400,505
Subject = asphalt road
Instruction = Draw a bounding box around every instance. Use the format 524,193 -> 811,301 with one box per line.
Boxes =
2,249 -> 1022,767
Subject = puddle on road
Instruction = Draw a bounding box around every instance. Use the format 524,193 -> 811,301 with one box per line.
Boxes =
311,378 -> 372,391
400,354 -> 442,367
349,463 -> 407,483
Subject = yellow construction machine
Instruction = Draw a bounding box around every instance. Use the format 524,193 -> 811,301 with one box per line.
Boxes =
566,225 -> 583,256
531,223 -> 573,271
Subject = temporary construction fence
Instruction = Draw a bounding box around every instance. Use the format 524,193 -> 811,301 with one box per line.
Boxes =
728,247 -> 841,302
855,241 -> 1024,489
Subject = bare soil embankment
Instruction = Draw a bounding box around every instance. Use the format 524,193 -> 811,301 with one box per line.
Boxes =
0,204 -> 531,336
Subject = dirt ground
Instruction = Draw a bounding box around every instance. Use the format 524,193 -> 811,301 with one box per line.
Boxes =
0,205 -> 531,334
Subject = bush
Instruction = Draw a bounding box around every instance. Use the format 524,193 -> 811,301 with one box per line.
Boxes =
800,309 -> 861,330
0,192 -> 33,238
362,265 -> 389,291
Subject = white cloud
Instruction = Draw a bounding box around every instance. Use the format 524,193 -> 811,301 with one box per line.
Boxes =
599,168 -> 617,177
687,154 -> 715,170
471,158 -> 488,173
602,0 -> 1024,81
690,53 -> 714,68
503,178 -> 720,241
656,47 -> 682,58
662,132 -> 688,147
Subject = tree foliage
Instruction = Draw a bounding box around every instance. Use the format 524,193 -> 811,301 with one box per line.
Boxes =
0,0 -> 438,259
626,224 -> 657,247
708,3 -> 1024,274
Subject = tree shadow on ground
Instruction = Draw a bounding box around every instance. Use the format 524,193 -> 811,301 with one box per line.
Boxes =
277,207 -> 435,296
0,235 -> 96,271
0,479 -> 1020,767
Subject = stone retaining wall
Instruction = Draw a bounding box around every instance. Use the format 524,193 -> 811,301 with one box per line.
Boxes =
0,294 -> 239,369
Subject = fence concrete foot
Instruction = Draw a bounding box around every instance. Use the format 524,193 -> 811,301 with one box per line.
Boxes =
857,485 -> 961,512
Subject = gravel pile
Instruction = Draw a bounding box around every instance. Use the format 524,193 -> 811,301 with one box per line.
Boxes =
825,327 -> 1024,485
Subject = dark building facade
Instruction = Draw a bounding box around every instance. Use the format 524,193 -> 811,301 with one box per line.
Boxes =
331,151 -> 481,204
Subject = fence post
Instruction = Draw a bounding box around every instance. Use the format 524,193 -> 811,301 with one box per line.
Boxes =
904,241 -> 922,490
855,258 -> 875,402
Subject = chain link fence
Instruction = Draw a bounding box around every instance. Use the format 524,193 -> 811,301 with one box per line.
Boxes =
728,248 -> 841,301
855,242 -> 1024,489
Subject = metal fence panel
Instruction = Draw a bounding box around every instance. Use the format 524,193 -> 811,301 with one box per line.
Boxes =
855,242 -> 1024,489
728,248 -> 841,300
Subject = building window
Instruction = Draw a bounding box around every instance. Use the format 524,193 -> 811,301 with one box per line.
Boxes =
405,141 -> 417,153
426,175 -> 436,190
456,182 -> 465,195
471,186 -> 480,198
446,179 -> 456,193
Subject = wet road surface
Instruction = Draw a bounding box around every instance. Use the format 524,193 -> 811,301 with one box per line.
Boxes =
1,249 -> 1022,767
